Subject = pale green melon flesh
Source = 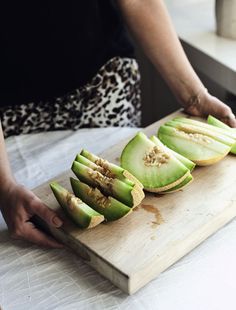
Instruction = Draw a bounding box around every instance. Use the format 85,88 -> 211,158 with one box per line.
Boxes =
163,174 -> 193,193
175,116 -> 236,139
150,135 -> 196,172
71,161 -> 134,207
70,178 -> 132,221
207,115 -> 231,129
79,149 -> 135,187
120,132 -> 190,191
207,115 -> 236,154
158,125 -> 231,165
166,120 -> 235,147
50,182 -> 104,228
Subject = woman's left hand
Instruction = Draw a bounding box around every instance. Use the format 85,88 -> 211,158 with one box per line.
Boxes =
184,90 -> 236,128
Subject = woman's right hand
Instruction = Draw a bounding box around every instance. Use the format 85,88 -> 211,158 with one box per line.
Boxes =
0,181 -> 64,248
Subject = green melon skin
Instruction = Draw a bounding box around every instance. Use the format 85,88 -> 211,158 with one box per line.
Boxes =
71,161 -> 135,207
79,149 -> 135,187
165,119 -> 235,147
207,115 -> 236,154
150,135 -> 196,172
207,115 -> 232,129
70,178 -> 132,221
162,174 -> 193,193
50,182 -> 104,229
120,132 -> 190,192
158,125 -> 231,166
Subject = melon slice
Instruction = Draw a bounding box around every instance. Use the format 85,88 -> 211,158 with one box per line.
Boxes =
166,119 -> 235,147
71,160 -> 144,208
79,149 -> 143,189
207,115 -> 236,154
50,182 -> 104,229
76,151 -> 145,207
158,125 -> 231,166
120,132 -> 190,192
150,135 -> 196,172
70,178 -> 132,221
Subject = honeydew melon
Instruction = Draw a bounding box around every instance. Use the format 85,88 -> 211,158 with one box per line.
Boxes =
79,149 -> 143,189
50,182 -> 104,229
120,132 -> 190,192
165,119 -> 235,147
158,125 -> 231,166
70,178 -> 132,221
71,161 -> 144,208
149,135 -> 196,172
207,115 -> 236,154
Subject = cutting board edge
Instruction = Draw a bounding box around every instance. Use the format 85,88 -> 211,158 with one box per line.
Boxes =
50,226 -> 131,294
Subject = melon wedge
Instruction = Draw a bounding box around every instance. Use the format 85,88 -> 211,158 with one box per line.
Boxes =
79,149 -> 143,189
158,125 -> 231,166
120,132 -> 190,192
150,135 -> 196,172
207,115 -> 236,154
70,178 -> 132,221
71,161 -> 144,208
166,119 -> 235,147
50,182 -> 104,229
77,150 -> 145,206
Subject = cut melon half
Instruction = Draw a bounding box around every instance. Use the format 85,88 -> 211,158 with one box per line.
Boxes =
158,125 -> 231,166
70,178 -> 132,221
50,182 -> 104,229
207,115 -> 236,154
120,132 -> 190,192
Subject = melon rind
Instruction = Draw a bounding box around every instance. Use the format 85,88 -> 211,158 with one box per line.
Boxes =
70,178 -> 132,221
50,182 -> 104,228
207,115 -> 236,154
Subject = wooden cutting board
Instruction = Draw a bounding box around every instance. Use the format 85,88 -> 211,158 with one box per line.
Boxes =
33,110 -> 236,295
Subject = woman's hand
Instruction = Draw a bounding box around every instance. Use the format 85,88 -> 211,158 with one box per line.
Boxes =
0,181 -> 64,248
184,89 -> 236,128
118,0 -> 236,129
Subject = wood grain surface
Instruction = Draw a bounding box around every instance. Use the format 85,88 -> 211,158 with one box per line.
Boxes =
33,110 -> 236,294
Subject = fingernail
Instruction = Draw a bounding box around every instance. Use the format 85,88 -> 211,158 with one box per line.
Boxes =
52,216 -> 63,227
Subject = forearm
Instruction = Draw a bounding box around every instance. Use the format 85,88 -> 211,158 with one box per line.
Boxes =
118,0 -> 205,106
0,122 -> 15,196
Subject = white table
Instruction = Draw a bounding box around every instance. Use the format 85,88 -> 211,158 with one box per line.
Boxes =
1,127 -> 236,310
165,0 -> 236,96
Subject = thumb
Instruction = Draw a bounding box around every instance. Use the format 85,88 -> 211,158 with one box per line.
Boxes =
30,199 -> 63,228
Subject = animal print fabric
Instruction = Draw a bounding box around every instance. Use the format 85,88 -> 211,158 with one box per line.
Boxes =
0,57 -> 141,138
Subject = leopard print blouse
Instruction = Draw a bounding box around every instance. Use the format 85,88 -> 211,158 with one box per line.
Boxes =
0,57 -> 141,138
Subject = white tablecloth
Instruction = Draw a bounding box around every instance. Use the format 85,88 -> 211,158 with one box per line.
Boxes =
1,127 -> 236,310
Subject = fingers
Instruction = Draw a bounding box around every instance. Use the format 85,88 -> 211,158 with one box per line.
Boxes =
12,221 -> 64,248
220,113 -> 236,128
201,95 -> 236,128
29,198 -> 63,228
